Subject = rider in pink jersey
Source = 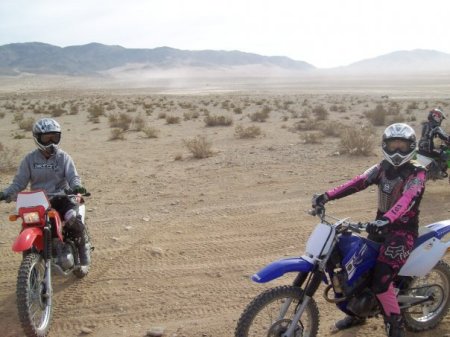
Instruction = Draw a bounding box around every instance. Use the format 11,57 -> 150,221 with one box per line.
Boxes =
312,123 -> 426,337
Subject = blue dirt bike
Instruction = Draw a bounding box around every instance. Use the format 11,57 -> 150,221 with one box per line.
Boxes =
235,207 -> 450,337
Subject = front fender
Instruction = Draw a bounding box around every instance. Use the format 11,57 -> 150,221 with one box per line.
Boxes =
12,227 -> 43,252
251,257 -> 314,283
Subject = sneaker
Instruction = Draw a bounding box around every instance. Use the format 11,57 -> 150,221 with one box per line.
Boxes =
330,315 -> 366,333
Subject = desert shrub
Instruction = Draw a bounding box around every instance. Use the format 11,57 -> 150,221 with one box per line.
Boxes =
233,107 -> 243,114
312,105 -> 329,120
158,112 -> 167,119
49,105 -> 66,117
142,126 -> 159,138
132,115 -> 146,131
0,142 -> 18,172
234,125 -> 262,139
109,128 -> 126,140
301,132 -> 322,144
184,135 -> 213,159
330,104 -> 347,113
18,117 -> 35,131
166,115 -> 181,124
88,104 -> 105,121
204,114 -> 233,127
249,106 -> 271,122
339,126 -> 375,156
13,112 -> 24,123
318,120 -> 344,137
293,118 -> 319,131
183,111 -> 200,120
365,104 -> 387,126
109,112 -> 132,130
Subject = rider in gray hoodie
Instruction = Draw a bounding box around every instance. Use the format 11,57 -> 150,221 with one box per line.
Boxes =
0,118 -> 91,266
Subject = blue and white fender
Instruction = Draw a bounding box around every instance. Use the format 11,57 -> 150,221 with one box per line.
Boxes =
399,220 -> 450,277
251,257 -> 314,283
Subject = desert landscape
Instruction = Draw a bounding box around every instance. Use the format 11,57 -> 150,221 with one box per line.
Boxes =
0,75 -> 449,337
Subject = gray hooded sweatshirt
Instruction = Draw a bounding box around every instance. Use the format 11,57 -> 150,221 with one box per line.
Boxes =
2,148 -> 81,201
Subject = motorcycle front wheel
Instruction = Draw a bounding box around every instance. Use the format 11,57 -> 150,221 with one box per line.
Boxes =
402,260 -> 450,332
235,285 -> 319,337
16,253 -> 52,337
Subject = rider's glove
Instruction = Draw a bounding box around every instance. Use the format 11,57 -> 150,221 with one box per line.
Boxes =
366,218 -> 390,235
73,185 -> 87,195
312,193 -> 328,209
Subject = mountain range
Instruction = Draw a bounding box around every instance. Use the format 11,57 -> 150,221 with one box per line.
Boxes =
1,42 -> 450,77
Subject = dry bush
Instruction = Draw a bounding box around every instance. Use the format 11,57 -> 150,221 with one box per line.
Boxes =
183,111 -> 200,121
109,128 -> 126,140
293,118 -> 319,131
317,120 -> 344,137
109,112 -> 132,130
184,135 -> 213,159
18,117 -> 35,131
249,106 -> 271,122
132,115 -> 147,131
312,105 -> 329,120
0,142 -> 18,172
49,105 -> 66,117
339,126 -> 375,156
88,104 -> 105,122
204,114 -> 233,127
234,125 -> 262,139
365,104 -> 387,126
233,107 -> 243,114
0,112 -> 5,119
142,126 -> 159,138
301,132 -> 323,144
166,115 -> 181,124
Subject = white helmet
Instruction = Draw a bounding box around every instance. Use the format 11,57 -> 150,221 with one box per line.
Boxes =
32,118 -> 62,155
381,123 -> 416,167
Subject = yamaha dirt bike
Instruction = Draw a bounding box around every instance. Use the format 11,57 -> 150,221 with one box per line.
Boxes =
415,143 -> 450,182
8,189 -> 92,337
235,206 -> 450,337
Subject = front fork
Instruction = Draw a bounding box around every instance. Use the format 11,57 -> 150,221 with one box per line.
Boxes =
281,270 -> 323,337
42,226 -> 53,305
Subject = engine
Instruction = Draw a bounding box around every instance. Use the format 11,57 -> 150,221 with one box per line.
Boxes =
53,240 -> 75,270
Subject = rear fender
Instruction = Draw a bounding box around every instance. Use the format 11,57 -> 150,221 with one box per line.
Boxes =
251,257 -> 314,283
12,227 -> 44,252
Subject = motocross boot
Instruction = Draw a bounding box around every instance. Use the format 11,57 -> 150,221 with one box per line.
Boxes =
383,314 -> 405,337
331,315 -> 366,332
77,229 -> 91,266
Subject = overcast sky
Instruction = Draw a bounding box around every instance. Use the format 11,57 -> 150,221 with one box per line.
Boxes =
1,0 -> 449,68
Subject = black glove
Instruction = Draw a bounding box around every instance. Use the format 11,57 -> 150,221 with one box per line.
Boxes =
73,186 -> 87,195
0,192 -> 5,201
366,219 -> 389,235
312,193 -> 328,209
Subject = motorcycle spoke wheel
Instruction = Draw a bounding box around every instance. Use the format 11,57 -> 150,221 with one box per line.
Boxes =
402,260 -> 450,332
17,253 -> 52,337
235,286 -> 319,337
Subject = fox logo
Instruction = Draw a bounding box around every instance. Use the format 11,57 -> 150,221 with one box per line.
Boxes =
384,245 -> 409,260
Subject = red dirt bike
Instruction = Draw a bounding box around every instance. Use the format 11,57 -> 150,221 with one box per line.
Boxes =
8,189 -> 91,337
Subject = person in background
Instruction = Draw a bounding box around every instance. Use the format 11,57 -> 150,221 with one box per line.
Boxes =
417,108 -> 450,177
0,118 -> 91,266
312,123 -> 426,337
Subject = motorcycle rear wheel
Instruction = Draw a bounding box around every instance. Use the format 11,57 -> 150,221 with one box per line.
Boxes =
16,253 -> 52,337
235,285 -> 319,337
402,260 -> 450,331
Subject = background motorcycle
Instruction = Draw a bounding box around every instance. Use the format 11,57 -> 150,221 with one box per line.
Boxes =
235,207 -> 450,337
8,189 -> 91,337
416,143 -> 450,182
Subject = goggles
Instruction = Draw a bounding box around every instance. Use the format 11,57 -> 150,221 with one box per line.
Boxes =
38,132 -> 61,145
384,139 -> 412,153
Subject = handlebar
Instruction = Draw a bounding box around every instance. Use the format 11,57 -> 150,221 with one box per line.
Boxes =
308,205 -> 367,234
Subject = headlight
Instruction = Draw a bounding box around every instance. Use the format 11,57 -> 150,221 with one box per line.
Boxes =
23,212 -> 41,224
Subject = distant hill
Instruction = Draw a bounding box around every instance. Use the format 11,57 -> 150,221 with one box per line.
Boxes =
0,42 -> 315,76
341,49 -> 450,74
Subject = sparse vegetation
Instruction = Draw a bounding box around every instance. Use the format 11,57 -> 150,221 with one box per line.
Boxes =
184,135 -> 213,159
234,125 -> 262,139
204,114 -> 233,127
0,142 -> 18,172
339,126 -> 375,156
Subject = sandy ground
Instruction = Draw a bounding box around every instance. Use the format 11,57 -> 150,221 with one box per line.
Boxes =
0,77 -> 449,337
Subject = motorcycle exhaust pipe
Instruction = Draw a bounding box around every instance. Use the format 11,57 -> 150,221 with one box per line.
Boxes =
323,284 -> 347,303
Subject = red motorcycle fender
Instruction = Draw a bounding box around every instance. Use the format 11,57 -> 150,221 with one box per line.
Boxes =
12,227 -> 44,252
